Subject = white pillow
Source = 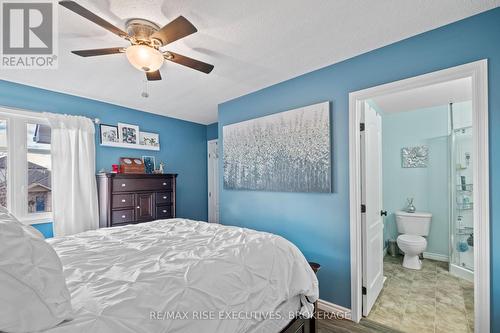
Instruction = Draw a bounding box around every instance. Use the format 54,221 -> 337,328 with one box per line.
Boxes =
22,223 -> 45,239
0,208 -> 73,332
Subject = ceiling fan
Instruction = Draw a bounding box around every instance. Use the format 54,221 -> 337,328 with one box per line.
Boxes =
59,0 -> 214,81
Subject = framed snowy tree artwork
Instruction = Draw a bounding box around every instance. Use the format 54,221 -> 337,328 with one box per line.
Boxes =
223,101 -> 331,193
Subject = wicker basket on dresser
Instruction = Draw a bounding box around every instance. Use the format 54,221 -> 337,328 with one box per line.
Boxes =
96,173 -> 177,228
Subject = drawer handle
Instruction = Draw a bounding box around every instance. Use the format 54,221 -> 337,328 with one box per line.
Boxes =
162,210 -> 167,213
162,182 -> 167,186
121,199 -> 126,203
163,196 -> 167,199
121,215 -> 126,219
121,183 -> 126,187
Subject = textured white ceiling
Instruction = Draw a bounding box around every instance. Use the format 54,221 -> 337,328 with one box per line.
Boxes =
1,0 -> 498,124
371,77 -> 472,114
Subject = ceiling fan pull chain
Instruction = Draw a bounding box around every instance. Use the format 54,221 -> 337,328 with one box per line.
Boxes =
141,80 -> 149,98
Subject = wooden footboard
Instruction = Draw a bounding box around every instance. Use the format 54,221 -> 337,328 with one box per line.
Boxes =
279,316 -> 315,333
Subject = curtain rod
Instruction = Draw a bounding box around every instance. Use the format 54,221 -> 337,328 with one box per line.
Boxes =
0,104 -> 101,124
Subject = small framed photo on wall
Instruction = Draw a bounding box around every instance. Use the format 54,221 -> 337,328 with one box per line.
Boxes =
99,124 -> 119,144
142,156 -> 156,174
118,123 -> 139,145
140,131 -> 160,148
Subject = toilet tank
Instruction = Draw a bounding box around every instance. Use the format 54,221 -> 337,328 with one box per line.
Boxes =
395,211 -> 432,236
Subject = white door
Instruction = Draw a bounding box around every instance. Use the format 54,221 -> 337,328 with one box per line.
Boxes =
361,102 -> 384,316
207,140 -> 219,223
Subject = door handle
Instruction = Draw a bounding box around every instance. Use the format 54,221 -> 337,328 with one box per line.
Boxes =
380,210 -> 388,217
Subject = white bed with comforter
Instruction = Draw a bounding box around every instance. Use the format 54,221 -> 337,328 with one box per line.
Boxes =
43,218 -> 318,333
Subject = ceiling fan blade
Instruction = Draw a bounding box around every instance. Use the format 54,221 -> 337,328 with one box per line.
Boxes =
71,47 -> 125,57
164,52 -> 214,74
146,70 -> 162,81
150,16 -> 197,46
59,1 -> 129,39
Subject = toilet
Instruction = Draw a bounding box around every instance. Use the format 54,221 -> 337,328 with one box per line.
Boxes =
395,211 -> 432,270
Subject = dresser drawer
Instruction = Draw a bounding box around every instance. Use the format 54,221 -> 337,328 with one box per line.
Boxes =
112,194 -> 134,208
156,205 -> 172,219
156,192 -> 172,204
113,178 -> 172,192
112,209 -> 135,224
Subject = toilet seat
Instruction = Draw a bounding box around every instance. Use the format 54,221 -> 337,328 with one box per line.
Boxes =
397,234 -> 426,246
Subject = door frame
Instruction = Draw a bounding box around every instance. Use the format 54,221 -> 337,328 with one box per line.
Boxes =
348,60 -> 490,332
207,139 -> 219,223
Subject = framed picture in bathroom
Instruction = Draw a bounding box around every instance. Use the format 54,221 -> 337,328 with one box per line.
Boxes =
401,145 -> 429,168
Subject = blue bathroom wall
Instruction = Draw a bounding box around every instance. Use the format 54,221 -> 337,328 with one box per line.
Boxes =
381,105 -> 450,257
218,8 -> 500,329
0,80 -> 209,237
32,222 -> 54,238
206,122 -> 218,140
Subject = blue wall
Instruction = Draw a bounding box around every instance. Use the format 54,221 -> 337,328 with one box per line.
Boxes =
218,8 -> 500,329
206,122 -> 218,140
381,105 -> 450,257
32,222 -> 54,238
0,80 -> 209,237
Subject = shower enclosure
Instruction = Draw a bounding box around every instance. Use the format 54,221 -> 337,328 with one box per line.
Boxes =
449,103 -> 474,281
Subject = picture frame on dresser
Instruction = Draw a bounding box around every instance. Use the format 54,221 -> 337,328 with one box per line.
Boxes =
142,156 -> 156,174
96,173 -> 177,228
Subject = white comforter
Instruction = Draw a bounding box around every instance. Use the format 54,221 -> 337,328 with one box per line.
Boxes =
46,219 -> 318,333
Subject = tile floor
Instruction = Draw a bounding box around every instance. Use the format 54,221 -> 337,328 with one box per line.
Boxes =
366,255 -> 474,333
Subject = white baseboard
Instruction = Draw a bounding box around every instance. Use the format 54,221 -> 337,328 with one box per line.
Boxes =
317,299 -> 352,320
423,252 -> 449,262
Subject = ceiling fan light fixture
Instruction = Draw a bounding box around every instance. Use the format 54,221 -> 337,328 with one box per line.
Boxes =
125,45 -> 164,72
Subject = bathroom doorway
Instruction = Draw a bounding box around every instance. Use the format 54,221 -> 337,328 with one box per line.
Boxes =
348,60 -> 489,332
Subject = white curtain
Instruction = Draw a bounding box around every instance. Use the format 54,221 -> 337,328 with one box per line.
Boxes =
46,113 -> 99,237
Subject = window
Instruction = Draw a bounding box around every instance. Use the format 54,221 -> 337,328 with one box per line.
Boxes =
27,123 -> 52,214
0,110 -> 52,224
0,120 -> 7,209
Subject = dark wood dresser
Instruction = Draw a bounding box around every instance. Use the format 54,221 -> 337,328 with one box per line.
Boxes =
96,173 -> 177,228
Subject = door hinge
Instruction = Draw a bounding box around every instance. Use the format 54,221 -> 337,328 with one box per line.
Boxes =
361,204 -> 366,213
360,123 -> 365,131
362,286 -> 367,295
